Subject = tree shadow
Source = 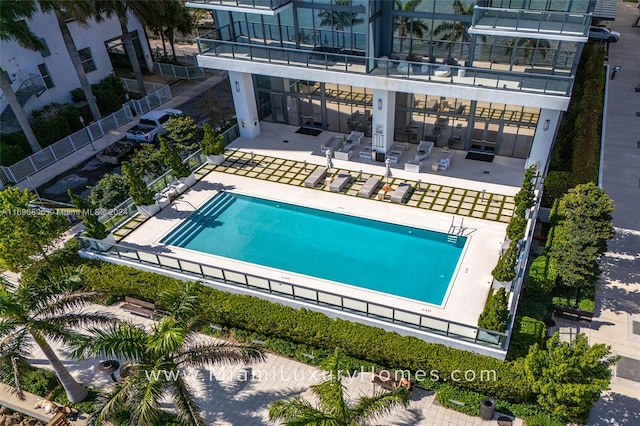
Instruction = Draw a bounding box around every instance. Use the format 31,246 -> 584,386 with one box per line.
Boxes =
588,392 -> 640,425
595,281 -> 640,316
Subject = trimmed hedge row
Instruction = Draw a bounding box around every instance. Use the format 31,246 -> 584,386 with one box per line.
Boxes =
79,260 -> 533,403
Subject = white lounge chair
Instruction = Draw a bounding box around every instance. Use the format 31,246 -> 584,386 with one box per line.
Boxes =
433,149 -> 454,171
346,131 -> 364,144
304,168 -> 328,188
415,140 -> 434,161
321,135 -> 343,153
391,183 -> 412,203
358,176 -> 380,198
330,173 -> 352,193
359,144 -> 373,159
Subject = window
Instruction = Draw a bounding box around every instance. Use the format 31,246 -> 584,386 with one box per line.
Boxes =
38,38 -> 51,57
78,47 -> 96,73
37,63 -> 54,88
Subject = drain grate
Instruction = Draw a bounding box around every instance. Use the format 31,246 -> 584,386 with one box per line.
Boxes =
633,320 -> 640,336
617,356 -> 640,382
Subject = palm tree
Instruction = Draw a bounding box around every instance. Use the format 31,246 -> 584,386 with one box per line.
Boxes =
432,0 -> 477,61
393,0 -> 429,57
506,38 -> 552,66
144,0 -> 193,63
0,0 -> 43,153
0,267 -> 114,402
269,349 -> 410,425
95,0 -> 149,96
316,0 -> 364,48
71,283 -> 264,425
37,0 -> 102,121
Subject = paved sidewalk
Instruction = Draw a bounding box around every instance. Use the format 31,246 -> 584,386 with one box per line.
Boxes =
12,302 -> 522,426
16,72 -> 227,192
586,1 -> 640,424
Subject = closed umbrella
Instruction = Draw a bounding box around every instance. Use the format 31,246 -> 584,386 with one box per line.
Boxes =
326,149 -> 333,171
384,157 -> 392,183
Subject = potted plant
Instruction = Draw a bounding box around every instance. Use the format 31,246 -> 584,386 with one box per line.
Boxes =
68,190 -> 114,251
201,123 -> 226,165
122,161 -> 159,216
159,137 -> 195,189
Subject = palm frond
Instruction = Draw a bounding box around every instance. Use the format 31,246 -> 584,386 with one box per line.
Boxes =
88,378 -> 135,426
310,378 -> 349,421
31,290 -> 100,318
128,368 -> 166,426
171,374 -> 206,426
268,398 -> 340,425
350,387 -> 410,424
174,340 -> 264,368
147,317 -> 187,356
70,322 -> 148,361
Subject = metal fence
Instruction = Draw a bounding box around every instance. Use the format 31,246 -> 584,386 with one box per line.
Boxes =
79,236 -> 507,350
0,80 -> 173,186
153,62 -> 205,80
124,85 -> 173,116
0,107 -> 134,185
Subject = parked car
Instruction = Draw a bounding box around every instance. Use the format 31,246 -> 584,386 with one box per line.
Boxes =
125,109 -> 182,142
589,26 -> 620,42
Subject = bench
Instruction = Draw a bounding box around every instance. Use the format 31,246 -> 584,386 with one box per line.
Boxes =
304,167 -> 328,188
372,368 -> 414,391
47,413 -> 69,426
121,296 -> 156,318
554,306 -> 593,322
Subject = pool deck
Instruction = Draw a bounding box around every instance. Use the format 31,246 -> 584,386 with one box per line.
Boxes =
119,142 -> 514,327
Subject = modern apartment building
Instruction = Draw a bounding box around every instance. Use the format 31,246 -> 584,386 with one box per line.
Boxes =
187,0 -> 595,175
0,6 -> 152,133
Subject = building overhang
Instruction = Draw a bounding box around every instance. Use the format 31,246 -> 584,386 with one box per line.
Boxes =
185,0 -> 293,16
197,55 -> 571,111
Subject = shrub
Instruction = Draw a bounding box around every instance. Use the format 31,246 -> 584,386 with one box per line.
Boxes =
200,123 -> 225,156
71,75 -> 127,115
164,115 -> 202,152
0,143 -> 26,166
68,190 -> 108,239
130,143 -> 166,180
159,137 -> 191,179
526,255 -> 557,295
478,288 -> 510,332
121,162 -> 154,206
492,240 -> 519,283
507,316 -> 546,361
79,262 -> 533,402
434,383 -> 482,416
88,173 -> 129,209
506,214 -> 527,242
31,103 -> 82,146
541,171 -> 572,208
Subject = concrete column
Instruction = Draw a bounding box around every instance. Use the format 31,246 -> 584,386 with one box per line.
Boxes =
228,71 -> 260,139
371,89 -> 396,154
526,109 -> 562,174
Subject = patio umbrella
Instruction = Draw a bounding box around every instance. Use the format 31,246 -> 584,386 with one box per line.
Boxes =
384,157 -> 392,183
326,149 -> 333,171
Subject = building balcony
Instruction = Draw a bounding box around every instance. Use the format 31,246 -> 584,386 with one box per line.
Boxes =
196,36 -> 573,108
185,0 -> 292,15
468,6 -> 590,42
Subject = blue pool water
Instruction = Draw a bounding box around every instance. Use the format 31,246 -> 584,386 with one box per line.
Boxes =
161,192 -> 465,305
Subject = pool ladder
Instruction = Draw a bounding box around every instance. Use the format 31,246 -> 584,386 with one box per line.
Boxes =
447,217 -> 464,244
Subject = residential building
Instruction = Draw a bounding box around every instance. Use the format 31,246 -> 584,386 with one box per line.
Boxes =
0,6 -> 152,133
188,0 -> 595,176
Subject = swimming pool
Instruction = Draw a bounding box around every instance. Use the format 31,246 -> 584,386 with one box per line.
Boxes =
161,192 -> 466,305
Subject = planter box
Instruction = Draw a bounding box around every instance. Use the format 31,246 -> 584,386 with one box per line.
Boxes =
180,173 -> 196,188
137,203 -> 160,216
206,154 -> 225,165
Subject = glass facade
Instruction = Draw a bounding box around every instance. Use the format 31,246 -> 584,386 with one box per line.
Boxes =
193,0 -> 591,158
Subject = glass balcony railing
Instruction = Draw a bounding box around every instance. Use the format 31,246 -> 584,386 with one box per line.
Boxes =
196,36 -> 573,96
185,0 -> 291,12
469,7 -> 590,39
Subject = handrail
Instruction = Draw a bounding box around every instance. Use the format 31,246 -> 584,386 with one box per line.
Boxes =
79,236 -> 508,350
196,37 -> 573,96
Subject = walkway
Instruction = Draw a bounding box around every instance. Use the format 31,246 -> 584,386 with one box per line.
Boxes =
1,301 -> 522,426
16,72 -> 228,192
586,1 -> 640,424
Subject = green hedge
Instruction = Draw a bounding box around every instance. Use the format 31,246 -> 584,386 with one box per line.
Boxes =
507,316 -> 546,361
80,261 -> 533,403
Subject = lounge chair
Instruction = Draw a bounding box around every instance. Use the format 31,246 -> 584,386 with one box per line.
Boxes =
321,135 -> 343,153
390,183 -> 412,203
304,167 -> 328,188
359,143 -> 373,159
346,131 -> 364,144
432,149 -> 454,171
330,173 -> 352,193
415,140 -> 434,161
358,176 -> 380,198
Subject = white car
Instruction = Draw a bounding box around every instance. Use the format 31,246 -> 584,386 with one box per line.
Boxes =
589,26 -> 620,42
125,109 -> 183,142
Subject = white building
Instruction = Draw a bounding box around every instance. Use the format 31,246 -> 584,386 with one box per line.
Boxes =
0,6 -> 152,132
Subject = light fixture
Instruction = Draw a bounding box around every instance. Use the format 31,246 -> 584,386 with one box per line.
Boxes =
543,119 -> 550,131
378,99 -> 382,110
235,81 -> 240,92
